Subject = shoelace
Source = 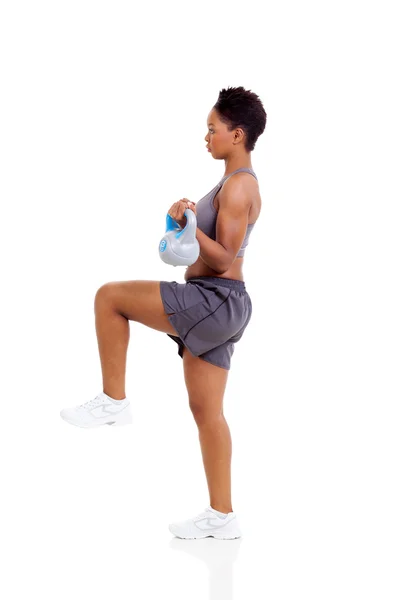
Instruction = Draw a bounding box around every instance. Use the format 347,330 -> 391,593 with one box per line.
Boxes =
194,508 -> 214,522
78,395 -> 103,411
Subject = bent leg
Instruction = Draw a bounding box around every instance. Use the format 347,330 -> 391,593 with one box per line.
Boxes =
95,280 -> 179,334
94,280 -> 179,399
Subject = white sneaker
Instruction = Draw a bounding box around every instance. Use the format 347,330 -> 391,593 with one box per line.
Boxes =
169,506 -> 243,540
60,392 -> 132,428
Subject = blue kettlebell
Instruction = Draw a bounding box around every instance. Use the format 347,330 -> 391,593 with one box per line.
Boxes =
159,208 -> 200,266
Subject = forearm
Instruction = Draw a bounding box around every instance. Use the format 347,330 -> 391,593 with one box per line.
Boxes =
195,227 -> 228,274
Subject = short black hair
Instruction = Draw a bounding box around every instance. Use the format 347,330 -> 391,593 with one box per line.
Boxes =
213,86 -> 267,152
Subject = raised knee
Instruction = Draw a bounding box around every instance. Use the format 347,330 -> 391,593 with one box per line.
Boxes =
94,283 -> 114,306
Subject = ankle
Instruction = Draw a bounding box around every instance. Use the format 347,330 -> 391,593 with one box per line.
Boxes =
211,504 -> 233,514
103,390 -> 126,401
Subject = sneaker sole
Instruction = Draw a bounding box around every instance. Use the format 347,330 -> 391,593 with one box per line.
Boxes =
60,406 -> 133,428
169,525 -> 242,540
172,534 -> 242,540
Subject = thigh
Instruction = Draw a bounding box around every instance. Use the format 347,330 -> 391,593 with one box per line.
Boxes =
182,347 -> 229,418
95,280 -> 179,336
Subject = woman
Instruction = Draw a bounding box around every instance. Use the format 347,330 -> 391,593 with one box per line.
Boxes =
60,86 -> 267,539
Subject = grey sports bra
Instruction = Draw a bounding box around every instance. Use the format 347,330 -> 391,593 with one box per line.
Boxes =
195,167 -> 258,257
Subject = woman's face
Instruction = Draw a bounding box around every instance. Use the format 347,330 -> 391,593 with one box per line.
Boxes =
204,109 -> 227,157
205,108 -> 243,158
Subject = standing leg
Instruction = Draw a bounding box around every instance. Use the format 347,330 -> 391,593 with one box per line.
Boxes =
182,348 -> 234,514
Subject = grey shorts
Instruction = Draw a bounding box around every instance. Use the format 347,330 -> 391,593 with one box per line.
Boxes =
159,276 -> 252,370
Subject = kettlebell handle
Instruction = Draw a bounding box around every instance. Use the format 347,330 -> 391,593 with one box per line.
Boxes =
159,207 -> 200,267
176,208 -> 197,238
165,208 -> 195,233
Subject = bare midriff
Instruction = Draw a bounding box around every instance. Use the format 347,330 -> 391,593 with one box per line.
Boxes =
184,175 -> 261,283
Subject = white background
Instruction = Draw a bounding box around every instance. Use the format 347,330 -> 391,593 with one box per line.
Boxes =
1,0 -> 399,598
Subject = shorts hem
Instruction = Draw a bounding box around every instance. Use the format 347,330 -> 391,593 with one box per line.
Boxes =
166,324 -> 230,370
160,281 -> 175,314
198,355 -> 230,370
166,314 -> 199,359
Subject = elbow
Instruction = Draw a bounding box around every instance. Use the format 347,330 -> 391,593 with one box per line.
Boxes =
217,254 -> 234,274
216,265 -> 228,275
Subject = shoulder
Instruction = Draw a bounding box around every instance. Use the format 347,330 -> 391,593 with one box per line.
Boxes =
219,172 -> 255,208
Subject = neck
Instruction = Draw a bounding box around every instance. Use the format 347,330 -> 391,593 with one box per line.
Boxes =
223,155 -> 253,177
